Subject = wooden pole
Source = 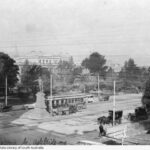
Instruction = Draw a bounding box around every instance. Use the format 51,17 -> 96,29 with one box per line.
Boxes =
50,73 -> 53,115
50,74 -> 53,98
5,75 -> 8,106
113,80 -> 116,126
98,75 -> 100,99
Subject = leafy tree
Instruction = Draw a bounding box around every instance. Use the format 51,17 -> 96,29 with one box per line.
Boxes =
119,58 -> 142,90
142,75 -> 150,106
143,78 -> 150,98
73,66 -> 82,76
81,52 -> 108,77
57,59 -> 75,84
139,67 -> 150,88
41,67 -> 51,95
21,60 -> 41,86
119,58 -> 140,81
0,52 -> 19,89
119,58 -> 145,92
81,58 -> 89,69
57,59 -> 74,72
20,60 -> 42,95
20,60 -> 54,96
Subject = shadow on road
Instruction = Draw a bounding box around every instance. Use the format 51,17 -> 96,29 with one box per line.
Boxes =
103,140 -> 121,145
139,119 -> 150,133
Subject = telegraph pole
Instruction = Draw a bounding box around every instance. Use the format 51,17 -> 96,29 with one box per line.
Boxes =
50,74 -> 53,98
50,69 -> 53,116
98,75 -> 100,98
113,80 -> 116,126
5,75 -> 8,106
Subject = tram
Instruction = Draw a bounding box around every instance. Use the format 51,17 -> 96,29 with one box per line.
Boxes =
46,94 -> 88,115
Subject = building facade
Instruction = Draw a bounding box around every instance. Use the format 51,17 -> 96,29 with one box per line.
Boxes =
14,51 -> 71,82
15,51 -> 70,68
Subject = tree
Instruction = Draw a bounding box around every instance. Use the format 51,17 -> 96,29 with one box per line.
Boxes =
118,58 -> 144,93
139,67 -> 150,88
57,59 -> 75,84
20,60 -> 42,95
21,60 -> 42,87
72,66 -> 83,86
81,52 -> 108,77
0,52 -> 19,89
143,78 -> 150,98
81,58 -> 89,69
41,67 -> 51,95
20,60 -> 54,96
119,58 -> 140,81
72,66 -> 82,77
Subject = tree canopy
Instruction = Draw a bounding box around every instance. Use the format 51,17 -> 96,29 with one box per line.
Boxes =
57,58 -> 75,84
119,58 -> 140,81
20,60 -> 53,95
21,60 -> 41,86
143,78 -> 150,98
0,52 -> 19,88
81,52 -> 108,77
20,60 -> 42,94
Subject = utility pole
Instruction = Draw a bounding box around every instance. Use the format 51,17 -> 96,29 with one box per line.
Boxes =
113,80 -> 116,126
111,64 -> 118,126
50,74 -> 53,98
50,70 -> 53,116
5,75 -> 8,106
98,75 -> 100,99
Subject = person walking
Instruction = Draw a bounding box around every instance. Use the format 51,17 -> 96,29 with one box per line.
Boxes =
99,123 -> 106,137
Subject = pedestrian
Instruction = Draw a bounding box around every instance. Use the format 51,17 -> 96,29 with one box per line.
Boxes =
99,123 -> 106,137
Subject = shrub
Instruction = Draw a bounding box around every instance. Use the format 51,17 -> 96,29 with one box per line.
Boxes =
0,137 -> 67,145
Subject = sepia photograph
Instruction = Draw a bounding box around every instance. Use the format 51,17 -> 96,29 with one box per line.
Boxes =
0,0 -> 150,147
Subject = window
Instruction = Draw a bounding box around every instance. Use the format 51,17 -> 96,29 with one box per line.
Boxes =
56,100 -> 59,106
52,101 -> 54,107
62,100 -> 64,105
59,100 -> 61,105
54,101 -> 56,106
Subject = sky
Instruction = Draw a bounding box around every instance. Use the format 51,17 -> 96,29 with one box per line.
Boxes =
0,0 -> 150,66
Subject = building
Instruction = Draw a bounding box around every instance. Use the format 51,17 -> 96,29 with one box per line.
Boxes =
15,51 -> 70,68
14,51 -> 71,82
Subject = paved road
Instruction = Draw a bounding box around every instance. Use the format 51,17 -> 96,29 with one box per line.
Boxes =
0,93 -> 145,145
